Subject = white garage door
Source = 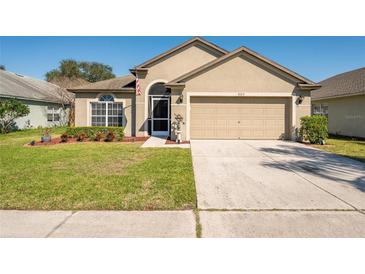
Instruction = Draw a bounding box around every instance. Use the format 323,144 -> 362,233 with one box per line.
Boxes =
190,97 -> 289,139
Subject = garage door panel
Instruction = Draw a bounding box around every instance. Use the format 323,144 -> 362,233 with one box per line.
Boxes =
190,97 -> 289,140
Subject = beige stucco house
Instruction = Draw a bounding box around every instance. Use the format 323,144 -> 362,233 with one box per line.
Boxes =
69,37 -> 320,141
312,67 -> 365,138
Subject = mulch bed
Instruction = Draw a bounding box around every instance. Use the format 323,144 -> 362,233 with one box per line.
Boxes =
165,139 -> 190,145
27,136 -> 150,147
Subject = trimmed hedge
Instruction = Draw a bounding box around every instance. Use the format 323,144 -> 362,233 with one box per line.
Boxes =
299,115 -> 328,144
65,127 -> 124,141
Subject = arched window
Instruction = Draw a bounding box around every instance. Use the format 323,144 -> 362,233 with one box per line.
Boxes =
91,94 -> 123,127
149,83 -> 171,96
99,95 -> 114,102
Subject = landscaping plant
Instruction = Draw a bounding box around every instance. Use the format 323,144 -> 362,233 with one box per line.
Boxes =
299,115 -> 328,144
60,133 -> 69,143
76,132 -> 86,142
94,131 -> 104,141
0,99 -> 30,133
105,130 -> 115,142
65,126 -> 124,140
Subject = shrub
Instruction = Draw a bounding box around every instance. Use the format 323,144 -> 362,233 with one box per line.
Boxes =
65,126 -> 124,140
299,115 -> 328,144
105,130 -> 115,142
94,131 -> 104,141
60,133 -> 68,143
76,132 -> 86,142
0,99 -> 30,133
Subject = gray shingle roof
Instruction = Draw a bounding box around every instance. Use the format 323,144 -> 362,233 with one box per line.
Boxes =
312,67 -> 365,100
0,70 -> 73,104
68,75 -> 135,91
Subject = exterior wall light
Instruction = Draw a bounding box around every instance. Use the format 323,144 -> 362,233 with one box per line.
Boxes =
296,95 -> 304,105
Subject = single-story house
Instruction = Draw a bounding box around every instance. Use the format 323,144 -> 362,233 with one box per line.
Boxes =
312,67 -> 365,138
0,69 -> 72,129
69,37 -> 320,141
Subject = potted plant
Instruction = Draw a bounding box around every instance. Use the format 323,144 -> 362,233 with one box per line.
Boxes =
41,129 -> 51,142
174,114 -> 184,144
60,133 -> 68,143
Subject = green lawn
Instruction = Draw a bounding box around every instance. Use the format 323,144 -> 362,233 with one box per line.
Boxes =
0,128 -> 196,210
314,135 -> 365,163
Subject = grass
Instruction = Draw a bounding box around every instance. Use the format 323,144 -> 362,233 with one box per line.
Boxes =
0,128 -> 196,210
313,135 -> 365,163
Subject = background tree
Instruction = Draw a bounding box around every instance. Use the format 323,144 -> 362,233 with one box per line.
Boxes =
79,62 -> 115,82
0,65 -> 5,70
0,99 -> 30,133
45,59 -> 115,83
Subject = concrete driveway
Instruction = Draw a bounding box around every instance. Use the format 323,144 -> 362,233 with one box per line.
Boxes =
191,140 -> 365,237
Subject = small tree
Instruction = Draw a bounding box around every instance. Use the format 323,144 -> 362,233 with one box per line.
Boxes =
0,99 -> 30,133
0,65 -> 5,70
299,115 -> 328,144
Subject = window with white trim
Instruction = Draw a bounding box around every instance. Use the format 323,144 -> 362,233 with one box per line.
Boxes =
312,103 -> 328,117
47,106 -> 60,122
91,95 -> 123,126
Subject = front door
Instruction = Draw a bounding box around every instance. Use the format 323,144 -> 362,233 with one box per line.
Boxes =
151,97 -> 170,136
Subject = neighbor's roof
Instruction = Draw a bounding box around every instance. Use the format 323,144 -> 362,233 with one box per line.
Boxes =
49,76 -> 89,89
167,46 -> 316,86
0,70 -> 73,104
312,67 -> 365,100
132,37 -> 228,71
68,75 -> 135,92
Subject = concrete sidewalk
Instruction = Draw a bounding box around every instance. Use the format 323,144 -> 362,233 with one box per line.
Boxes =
0,210 -> 196,238
141,136 -> 190,148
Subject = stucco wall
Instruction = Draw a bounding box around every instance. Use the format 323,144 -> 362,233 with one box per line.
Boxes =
184,53 -> 296,93
136,44 -> 221,136
313,95 -> 365,138
0,98 -> 68,129
74,92 -> 135,136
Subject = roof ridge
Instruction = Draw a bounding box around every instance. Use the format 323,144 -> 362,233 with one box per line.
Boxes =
168,46 -> 315,85
133,37 -> 228,69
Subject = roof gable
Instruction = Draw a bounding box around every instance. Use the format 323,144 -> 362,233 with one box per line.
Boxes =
133,37 -> 228,69
168,46 -> 315,85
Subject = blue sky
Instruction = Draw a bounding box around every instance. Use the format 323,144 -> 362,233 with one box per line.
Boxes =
0,36 -> 364,82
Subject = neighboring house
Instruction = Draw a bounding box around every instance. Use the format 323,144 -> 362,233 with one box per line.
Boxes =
0,70 -> 73,129
68,37 -> 320,141
312,67 -> 365,138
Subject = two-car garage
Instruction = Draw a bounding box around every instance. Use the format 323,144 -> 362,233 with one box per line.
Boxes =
190,96 -> 290,140
166,46 -> 314,141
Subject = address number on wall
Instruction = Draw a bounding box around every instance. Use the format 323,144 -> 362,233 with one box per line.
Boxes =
237,92 -> 245,96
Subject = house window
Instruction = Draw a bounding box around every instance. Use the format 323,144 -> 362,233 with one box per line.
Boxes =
312,104 -> 328,117
47,106 -> 60,122
91,95 -> 123,126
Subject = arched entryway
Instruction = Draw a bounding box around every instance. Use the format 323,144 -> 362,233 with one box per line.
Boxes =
148,83 -> 171,136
